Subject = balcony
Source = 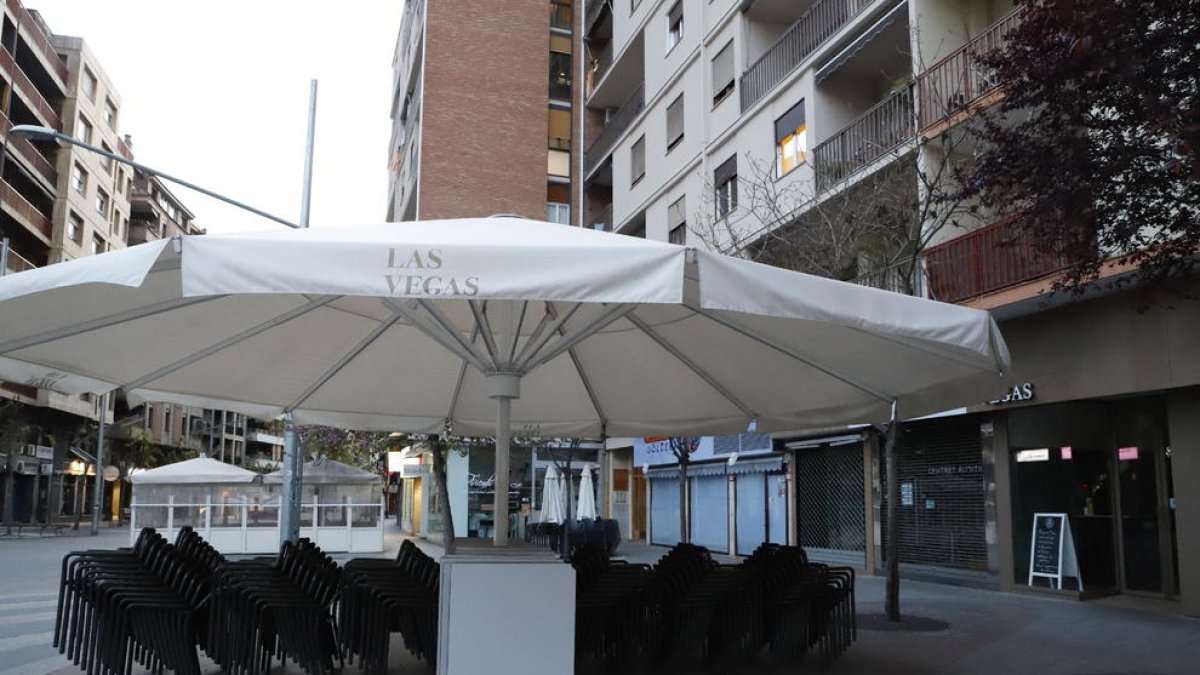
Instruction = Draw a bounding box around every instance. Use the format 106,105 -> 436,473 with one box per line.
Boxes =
0,110 -> 57,188
585,0 -> 610,34
851,256 -> 928,297
6,0 -> 69,83
584,83 -> 643,176
0,48 -> 62,130
915,7 -> 1023,132
812,84 -> 914,191
924,216 -> 1079,303
740,0 -> 874,112
0,178 -> 52,240
589,203 -> 613,231
3,247 -> 37,275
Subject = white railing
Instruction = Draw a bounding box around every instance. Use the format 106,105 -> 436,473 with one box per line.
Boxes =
129,495 -> 385,554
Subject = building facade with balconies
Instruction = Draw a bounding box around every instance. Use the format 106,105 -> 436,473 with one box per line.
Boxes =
584,0 -> 1200,614
386,0 -> 581,225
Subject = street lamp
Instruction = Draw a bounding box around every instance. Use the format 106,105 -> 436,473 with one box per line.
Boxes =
10,82 -> 317,542
10,124 -> 299,229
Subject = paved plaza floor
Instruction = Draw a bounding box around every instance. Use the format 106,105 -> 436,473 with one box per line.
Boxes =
0,524 -> 1195,674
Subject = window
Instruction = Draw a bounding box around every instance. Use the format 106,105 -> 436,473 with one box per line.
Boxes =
548,149 -> 571,177
67,212 -> 83,243
90,234 -> 104,255
548,108 -> 571,151
549,38 -> 572,101
95,188 -> 110,217
631,135 -> 646,186
103,98 -> 118,129
714,154 -> 738,218
71,163 -> 87,194
100,143 -> 113,173
81,68 -> 97,100
668,196 -> 687,244
547,202 -> 571,224
666,1 -> 683,52
712,41 -> 735,106
666,94 -> 684,150
78,116 -> 93,144
775,99 -> 808,177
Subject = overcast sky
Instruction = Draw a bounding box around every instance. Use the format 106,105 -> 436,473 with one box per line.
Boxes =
26,1 -> 406,234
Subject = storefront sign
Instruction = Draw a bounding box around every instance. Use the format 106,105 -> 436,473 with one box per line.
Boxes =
901,482 -> 914,506
466,473 -> 495,489
926,464 -> 983,476
633,434 -> 774,467
988,382 -> 1035,405
1027,512 -> 1083,591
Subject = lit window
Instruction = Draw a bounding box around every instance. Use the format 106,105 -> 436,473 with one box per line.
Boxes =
549,48 -> 572,101
775,100 -> 808,177
666,1 -> 683,52
668,196 -> 687,244
712,41 -> 734,106
71,163 -> 87,194
666,94 -> 684,150
81,68 -> 97,100
78,116 -> 93,144
546,202 -> 571,224
630,135 -> 645,186
714,154 -> 737,218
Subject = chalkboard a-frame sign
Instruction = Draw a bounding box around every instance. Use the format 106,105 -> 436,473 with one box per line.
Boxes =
1027,513 -> 1083,591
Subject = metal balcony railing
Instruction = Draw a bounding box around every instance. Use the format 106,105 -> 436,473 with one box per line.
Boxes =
7,0 -> 69,83
812,84 -> 914,191
0,48 -> 62,130
0,178 -> 52,239
915,7 -> 1023,131
585,0 -> 610,34
584,82 -> 643,175
590,203 -> 613,231
851,256 -> 928,297
740,0 -> 874,112
924,215 -> 1079,303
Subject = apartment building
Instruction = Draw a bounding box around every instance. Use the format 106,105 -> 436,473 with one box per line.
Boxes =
387,0 -> 580,224
584,0 -> 1200,614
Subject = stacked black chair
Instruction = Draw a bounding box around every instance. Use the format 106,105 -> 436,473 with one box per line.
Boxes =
54,527 -> 221,675
571,545 -> 659,668
337,539 -> 440,674
750,543 -> 856,666
206,538 -> 342,675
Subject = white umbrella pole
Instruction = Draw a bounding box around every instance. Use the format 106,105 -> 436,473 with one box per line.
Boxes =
489,374 -> 520,547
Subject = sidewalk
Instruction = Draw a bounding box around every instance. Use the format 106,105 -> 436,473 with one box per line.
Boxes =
7,526 -> 1195,674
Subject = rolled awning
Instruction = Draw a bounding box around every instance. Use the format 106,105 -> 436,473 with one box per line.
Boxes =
726,456 -> 785,475
815,1 -> 908,84
646,461 -> 728,480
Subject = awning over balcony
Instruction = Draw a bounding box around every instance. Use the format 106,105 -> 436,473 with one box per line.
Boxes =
815,1 -> 907,84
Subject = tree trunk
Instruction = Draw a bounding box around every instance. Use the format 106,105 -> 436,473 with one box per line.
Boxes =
884,421 -> 901,622
429,435 -> 456,555
678,454 -> 689,544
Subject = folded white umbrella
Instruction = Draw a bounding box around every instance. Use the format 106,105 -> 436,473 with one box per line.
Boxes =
576,464 -> 597,521
539,465 -> 565,525
0,217 -> 1011,543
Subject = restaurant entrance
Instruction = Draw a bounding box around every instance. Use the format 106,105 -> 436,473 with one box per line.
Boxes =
1008,398 -> 1178,598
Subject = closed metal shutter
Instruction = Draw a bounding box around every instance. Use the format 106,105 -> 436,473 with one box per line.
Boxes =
881,417 -> 988,571
796,444 -> 866,567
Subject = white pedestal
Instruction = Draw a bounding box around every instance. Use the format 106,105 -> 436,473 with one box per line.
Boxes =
437,552 -> 575,675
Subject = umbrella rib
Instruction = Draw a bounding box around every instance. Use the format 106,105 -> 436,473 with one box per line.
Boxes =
283,313 -> 407,413
514,302 -> 581,368
519,303 -> 637,373
468,300 -> 503,368
0,296 -> 225,355
542,302 -> 606,428
625,312 -> 757,420
385,299 -> 490,372
846,325 -> 1006,375
120,295 -> 339,391
689,304 -> 896,404
445,324 -> 482,423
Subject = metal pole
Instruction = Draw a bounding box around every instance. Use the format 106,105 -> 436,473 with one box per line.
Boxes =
280,80 -> 317,546
493,396 -> 511,547
91,392 -> 108,536
0,237 -> 9,276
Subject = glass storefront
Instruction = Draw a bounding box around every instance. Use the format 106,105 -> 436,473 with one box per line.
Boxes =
1008,398 -> 1178,597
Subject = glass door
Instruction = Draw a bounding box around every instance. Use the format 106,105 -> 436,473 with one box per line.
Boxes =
1112,403 -> 1175,596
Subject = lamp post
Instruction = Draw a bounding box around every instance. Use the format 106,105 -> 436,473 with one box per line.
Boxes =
11,82 -> 316,539
10,125 -> 299,229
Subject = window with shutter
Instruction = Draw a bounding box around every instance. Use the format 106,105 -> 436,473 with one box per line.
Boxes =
666,94 -> 684,150
631,135 -> 646,186
775,99 -> 808,177
668,196 -> 686,244
712,42 -> 735,106
714,154 -> 738,218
